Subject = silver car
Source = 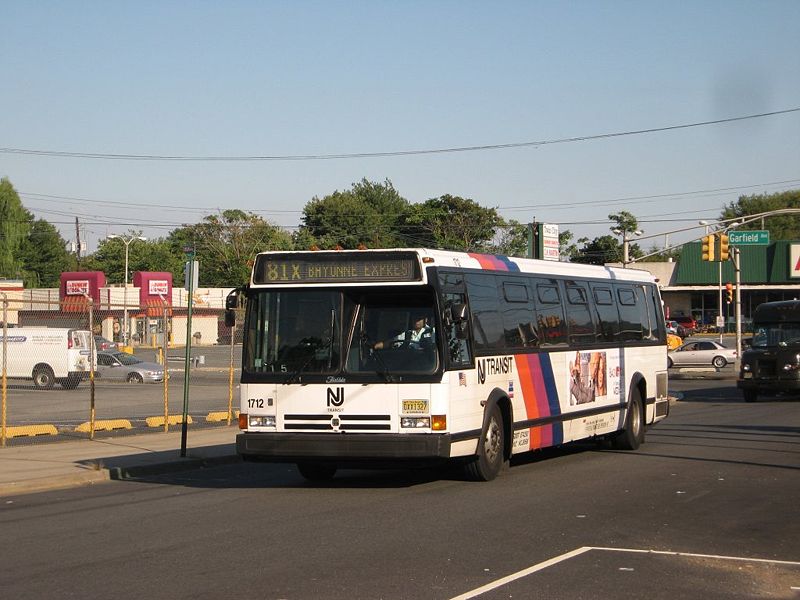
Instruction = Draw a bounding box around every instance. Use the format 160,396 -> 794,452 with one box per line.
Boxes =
96,350 -> 165,383
667,340 -> 737,369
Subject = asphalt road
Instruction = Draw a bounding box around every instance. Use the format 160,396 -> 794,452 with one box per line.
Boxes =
0,381 -> 797,599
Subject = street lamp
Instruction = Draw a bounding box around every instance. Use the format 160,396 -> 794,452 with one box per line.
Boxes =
107,234 -> 147,346
612,228 -> 642,267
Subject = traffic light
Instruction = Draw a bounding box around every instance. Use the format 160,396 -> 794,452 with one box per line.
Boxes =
718,233 -> 730,261
701,234 -> 716,261
726,282 -> 733,304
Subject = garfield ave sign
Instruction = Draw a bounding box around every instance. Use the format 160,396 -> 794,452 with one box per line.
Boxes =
728,230 -> 769,245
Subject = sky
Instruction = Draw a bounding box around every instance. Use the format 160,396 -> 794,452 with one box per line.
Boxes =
2,1 -> 799,256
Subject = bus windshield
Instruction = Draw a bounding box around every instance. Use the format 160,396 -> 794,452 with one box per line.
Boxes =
751,322 -> 800,348
243,289 -> 440,379
347,296 -> 439,376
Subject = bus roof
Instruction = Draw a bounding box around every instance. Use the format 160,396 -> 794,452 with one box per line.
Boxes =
250,248 -> 657,287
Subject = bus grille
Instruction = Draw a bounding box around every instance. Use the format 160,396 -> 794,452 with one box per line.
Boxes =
283,414 -> 392,432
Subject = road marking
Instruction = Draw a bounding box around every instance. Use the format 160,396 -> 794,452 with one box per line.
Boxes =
590,546 -> 800,567
448,547 -> 593,600
450,546 -> 800,599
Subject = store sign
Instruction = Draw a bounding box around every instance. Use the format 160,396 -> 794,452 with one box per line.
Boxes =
790,244 -> 800,279
541,223 -> 560,261
65,280 -> 90,296
149,280 -> 170,295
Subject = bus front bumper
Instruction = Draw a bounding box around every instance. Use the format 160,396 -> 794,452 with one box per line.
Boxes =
237,432 -> 453,462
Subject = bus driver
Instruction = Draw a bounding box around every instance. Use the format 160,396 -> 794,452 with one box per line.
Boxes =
373,311 -> 435,351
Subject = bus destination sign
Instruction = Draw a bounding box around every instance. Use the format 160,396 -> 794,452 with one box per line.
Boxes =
253,253 -> 422,284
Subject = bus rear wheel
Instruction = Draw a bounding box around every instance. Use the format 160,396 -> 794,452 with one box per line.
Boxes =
612,391 -> 645,450
464,403 -> 506,481
297,462 -> 337,482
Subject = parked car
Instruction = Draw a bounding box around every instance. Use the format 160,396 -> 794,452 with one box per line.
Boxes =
96,350 -> 164,383
665,320 -> 688,338
667,340 -> 737,369
671,316 -> 697,335
94,335 -> 117,351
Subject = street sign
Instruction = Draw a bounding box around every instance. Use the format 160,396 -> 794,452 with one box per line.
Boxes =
728,230 -> 769,245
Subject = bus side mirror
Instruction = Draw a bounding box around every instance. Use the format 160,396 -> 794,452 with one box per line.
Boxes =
450,303 -> 467,323
225,290 -> 240,328
450,303 -> 469,339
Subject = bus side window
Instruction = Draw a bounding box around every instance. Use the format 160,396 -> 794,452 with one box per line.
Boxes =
533,278 -> 567,346
465,273 -> 504,352
564,281 -> 596,346
591,285 -> 620,342
616,285 -> 643,341
501,280 -> 537,349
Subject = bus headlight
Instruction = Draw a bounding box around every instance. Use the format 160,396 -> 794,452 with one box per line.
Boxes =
742,363 -> 751,372
249,415 -> 276,428
401,417 -> 431,428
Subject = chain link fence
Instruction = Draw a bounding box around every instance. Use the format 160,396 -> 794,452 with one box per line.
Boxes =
0,295 -> 243,447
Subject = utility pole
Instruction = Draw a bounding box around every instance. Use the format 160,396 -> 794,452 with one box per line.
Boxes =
75,217 -> 82,268
732,247 -> 742,369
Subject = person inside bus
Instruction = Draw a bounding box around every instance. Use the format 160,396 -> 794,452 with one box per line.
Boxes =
373,310 -> 434,351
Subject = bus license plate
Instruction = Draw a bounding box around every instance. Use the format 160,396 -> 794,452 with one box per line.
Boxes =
402,400 -> 428,414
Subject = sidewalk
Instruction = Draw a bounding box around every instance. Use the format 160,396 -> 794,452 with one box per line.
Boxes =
0,426 -> 241,498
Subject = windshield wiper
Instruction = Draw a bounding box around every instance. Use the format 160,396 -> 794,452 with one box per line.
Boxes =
283,336 -> 333,385
361,332 -> 396,383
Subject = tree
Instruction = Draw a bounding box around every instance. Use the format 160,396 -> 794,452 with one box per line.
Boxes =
639,244 -> 681,263
18,219 -> 74,287
0,178 -> 32,278
405,194 -> 503,252
86,231 -> 151,286
169,210 -> 293,287
570,235 -> 623,265
721,189 -> 800,239
300,178 -> 411,249
489,219 -> 529,257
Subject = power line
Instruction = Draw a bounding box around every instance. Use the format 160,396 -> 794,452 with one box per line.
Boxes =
20,177 -> 800,217
3,108 -> 798,161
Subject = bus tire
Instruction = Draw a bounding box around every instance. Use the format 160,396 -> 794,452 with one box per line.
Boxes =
743,390 -> 758,403
32,365 -> 55,390
612,391 -> 645,450
297,462 -> 337,482
464,403 -> 506,482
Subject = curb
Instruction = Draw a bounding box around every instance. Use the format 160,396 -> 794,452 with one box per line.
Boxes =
107,454 -> 242,480
0,453 -> 242,498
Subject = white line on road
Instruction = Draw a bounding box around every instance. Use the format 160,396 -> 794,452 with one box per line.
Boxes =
449,546 -> 800,599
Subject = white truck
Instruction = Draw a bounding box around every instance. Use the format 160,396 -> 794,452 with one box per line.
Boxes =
0,327 -> 95,389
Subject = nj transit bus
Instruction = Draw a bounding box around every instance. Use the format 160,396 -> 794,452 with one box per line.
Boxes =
230,249 -> 669,482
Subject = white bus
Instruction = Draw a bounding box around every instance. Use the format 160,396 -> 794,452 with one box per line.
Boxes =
231,249 -> 669,481
1,327 -> 94,389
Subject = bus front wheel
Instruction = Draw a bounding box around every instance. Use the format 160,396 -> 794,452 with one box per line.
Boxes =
297,462 -> 337,482
612,391 -> 645,450
464,403 -> 506,482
